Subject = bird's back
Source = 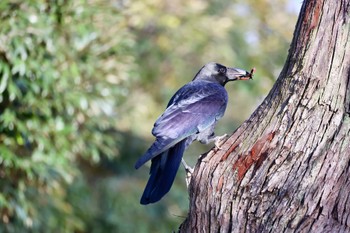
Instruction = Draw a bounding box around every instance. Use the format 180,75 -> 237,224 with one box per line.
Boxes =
153,80 -> 228,138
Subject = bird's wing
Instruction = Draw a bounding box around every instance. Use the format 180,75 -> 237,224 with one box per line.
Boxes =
152,81 -> 228,138
153,94 -> 226,138
136,82 -> 227,165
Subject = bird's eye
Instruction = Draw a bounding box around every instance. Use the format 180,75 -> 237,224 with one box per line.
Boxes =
219,67 -> 226,73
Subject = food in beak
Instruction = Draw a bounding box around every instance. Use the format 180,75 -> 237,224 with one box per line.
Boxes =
239,67 -> 255,80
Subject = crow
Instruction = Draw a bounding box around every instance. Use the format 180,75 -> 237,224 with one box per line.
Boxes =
135,62 -> 253,204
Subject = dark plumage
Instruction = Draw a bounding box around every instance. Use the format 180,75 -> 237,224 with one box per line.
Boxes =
135,62 -> 252,204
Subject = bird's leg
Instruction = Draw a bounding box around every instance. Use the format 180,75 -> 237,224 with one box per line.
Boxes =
213,134 -> 229,149
181,159 -> 193,187
201,134 -> 229,149
181,158 -> 193,172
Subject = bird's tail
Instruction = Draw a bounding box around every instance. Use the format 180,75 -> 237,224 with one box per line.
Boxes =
140,139 -> 186,205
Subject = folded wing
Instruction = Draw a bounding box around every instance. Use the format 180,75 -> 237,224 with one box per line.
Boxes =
135,81 -> 228,169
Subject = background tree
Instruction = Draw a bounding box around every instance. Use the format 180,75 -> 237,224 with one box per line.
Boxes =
179,0 -> 350,232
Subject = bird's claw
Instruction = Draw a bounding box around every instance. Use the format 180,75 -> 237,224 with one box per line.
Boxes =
214,134 -> 229,149
182,159 -> 193,187
185,169 -> 192,187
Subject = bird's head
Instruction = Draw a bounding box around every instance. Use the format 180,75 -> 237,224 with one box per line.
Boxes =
193,62 -> 254,86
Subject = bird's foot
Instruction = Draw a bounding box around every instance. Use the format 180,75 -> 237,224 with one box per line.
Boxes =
214,134 -> 229,149
182,159 -> 193,187
185,171 -> 192,188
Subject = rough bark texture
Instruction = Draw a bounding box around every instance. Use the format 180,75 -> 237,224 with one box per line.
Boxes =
179,0 -> 350,232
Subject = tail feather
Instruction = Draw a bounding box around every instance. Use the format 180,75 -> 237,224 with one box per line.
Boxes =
134,137 -> 181,169
140,139 -> 186,205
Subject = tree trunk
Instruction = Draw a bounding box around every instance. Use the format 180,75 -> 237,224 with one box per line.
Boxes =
179,0 -> 350,232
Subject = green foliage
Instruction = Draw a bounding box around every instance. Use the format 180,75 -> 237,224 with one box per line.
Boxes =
0,0 -> 135,231
0,0 -> 298,232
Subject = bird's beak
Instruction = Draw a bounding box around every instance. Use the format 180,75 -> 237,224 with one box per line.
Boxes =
226,67 -> 255,81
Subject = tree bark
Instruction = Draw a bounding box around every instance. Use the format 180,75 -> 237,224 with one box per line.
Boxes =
179,0 -> 350,232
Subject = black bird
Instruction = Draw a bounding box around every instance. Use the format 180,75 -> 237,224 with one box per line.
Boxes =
135,62 -> 253,205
